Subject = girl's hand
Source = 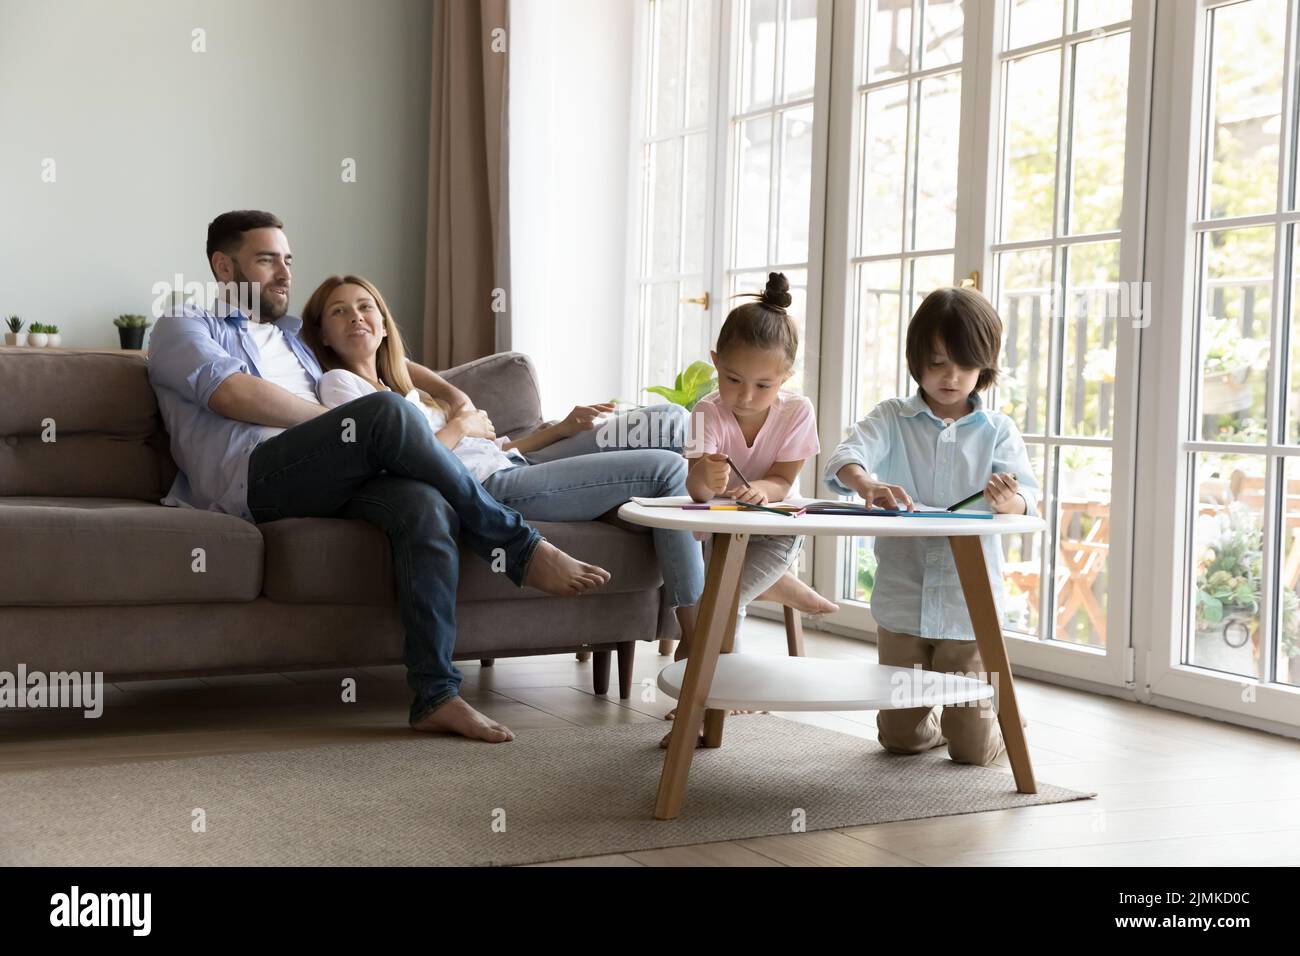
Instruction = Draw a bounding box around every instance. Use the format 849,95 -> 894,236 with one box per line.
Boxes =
456,407 -> 496,441
701,453 -> 731,495
732,485 -> 769,506
558,402 -> 617,437
985,472 -> 1020,513
856,479 -> 914,511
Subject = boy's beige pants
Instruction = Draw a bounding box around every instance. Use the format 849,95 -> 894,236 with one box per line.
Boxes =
874,625 -> 1026,767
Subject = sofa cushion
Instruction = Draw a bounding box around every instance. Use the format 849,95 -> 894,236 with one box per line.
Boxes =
439,351 -> 544,438
261,515 -> 662,605
0,497 -> 263,604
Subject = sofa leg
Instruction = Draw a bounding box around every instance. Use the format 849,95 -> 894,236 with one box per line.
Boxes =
616,640 -> 635,699
657,639 -> 676,656
480,658 -> 495,667
592,650 -> 612,696
575,651 -> 591,662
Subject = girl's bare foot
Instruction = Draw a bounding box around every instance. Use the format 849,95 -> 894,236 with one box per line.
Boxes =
757,571 -> 839,615
410,696 -> 515,742
522,540 -> 610,596
664,706 -> 763,719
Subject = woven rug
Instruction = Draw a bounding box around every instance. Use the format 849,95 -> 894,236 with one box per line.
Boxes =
0,715 -> 1093,866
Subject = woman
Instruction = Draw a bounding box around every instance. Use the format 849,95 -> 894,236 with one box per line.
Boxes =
300,275 -> 706,640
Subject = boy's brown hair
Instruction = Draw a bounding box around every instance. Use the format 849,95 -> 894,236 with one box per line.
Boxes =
905,287 -> 1002,393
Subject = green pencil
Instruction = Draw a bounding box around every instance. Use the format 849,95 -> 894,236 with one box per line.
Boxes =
947,474 -> 1018,512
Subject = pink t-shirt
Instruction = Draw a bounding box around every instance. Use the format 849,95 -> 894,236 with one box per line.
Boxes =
690,390 -> 820,495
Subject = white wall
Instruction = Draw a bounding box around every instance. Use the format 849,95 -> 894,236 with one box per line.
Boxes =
0,0 -> 432,355
509,0 -> 636,415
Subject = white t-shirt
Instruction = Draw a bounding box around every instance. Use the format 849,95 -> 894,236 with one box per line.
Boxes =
316,368 -> 524,483
245,320 -> 320,403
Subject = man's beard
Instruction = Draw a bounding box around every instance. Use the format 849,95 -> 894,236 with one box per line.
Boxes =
229,264 -> 290,321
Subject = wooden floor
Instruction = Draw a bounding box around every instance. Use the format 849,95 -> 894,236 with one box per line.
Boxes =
2,616 -> 1299,866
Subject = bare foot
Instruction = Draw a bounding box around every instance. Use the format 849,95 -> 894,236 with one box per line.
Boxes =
522,540 -> 610,596
659,727 -> 704,749
664,706 -> 763,719
410,696 -> 515,742
756,571 -> 839,615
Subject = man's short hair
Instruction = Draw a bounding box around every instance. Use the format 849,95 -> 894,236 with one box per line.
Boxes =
206,210 -> 284,264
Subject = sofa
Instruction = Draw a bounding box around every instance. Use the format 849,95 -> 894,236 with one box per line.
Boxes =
0,347 -> 673,699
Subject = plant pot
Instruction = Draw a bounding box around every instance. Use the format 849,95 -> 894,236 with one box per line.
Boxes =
1203,367 -> 1254,415
47,333 -> 61,347
28,332 -> 48,347
117,326 -> 145,350
3,332 -> 25,346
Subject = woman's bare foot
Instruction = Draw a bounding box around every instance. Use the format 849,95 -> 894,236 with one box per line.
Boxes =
410,696 -> 515,742
757,571 -> 839,615
522,540 -> 610,596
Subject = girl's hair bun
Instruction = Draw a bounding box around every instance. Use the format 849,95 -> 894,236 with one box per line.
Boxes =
761,272 -> 793,310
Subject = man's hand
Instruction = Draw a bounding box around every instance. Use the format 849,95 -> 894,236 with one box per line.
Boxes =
557,402 -> 617,438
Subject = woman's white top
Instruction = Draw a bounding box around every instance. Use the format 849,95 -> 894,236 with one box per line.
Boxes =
316,368 -> 525,483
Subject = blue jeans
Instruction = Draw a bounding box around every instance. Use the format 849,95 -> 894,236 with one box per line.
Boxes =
521,403 -> 689,462
482,448 -> 705,608
245,390 -> 542,724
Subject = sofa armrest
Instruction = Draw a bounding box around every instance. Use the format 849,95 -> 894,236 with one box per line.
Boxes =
437,351 -> 544,437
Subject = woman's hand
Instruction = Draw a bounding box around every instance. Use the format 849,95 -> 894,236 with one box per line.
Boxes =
985,472 -> 1022,513
558,402 -> 617,438
455,407 -> 496,441
856,479 -> 914,511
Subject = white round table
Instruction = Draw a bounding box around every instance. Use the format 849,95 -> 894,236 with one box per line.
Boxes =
617,500 -> 1047,820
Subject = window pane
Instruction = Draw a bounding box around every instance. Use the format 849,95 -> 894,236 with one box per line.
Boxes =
679,273 -> 711,368
1001,49 -> 1061,242
1288,227 -> 1300,443
1007,0 -> 1063,51
777,106 -> 815,263
1204,0 -> 1285,220
1061,241 -> 1120,438
912,70 -> 962,250
1067,31 -> 1128,235
784,0 -> 818,101
648,138 -> 684,275
736,115 -> 773,267
1054,444 -> 1112,647
1189,452 -> 1267,681
907,254 -> 954,318
996,248 -> 1054,435
855,259 -> 904,417
920,0 -> 964,70
1198,226 -> 1274,444
653,0 -> 685,134
740,0 -> 779,112
865,0 -> 913,83
682,132 -> 707,274
860,83 -> 909,255
1277,458 -> 1300,685
1073,0 -> 1130,32
850,536 -> 878,602
686,0 -> 712,126
643,282 -> 681,392
1004,443 -> 1049,635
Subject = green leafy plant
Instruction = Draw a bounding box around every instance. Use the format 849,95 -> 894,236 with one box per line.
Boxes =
643,360 -> 716,411
28,322 -> 46,334
46,324 -> 59,335
5,315 -> 23,333
114,314 -> 151,329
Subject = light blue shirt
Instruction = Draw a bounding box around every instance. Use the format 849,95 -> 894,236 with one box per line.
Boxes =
146,304 -> 323,521
822,390 -> 1041,641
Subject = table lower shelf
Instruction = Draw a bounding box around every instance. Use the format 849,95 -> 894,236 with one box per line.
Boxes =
657,655 -> 996,712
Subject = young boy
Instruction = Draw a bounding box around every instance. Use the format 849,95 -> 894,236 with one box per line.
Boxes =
823,287 -> 1040,766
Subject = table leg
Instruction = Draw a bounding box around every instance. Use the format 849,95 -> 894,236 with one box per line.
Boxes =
701,567 -> 746,749
948,535 -> 1037,794
654,531 -> 749,820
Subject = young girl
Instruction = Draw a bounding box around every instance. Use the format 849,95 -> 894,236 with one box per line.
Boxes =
301,274 -> 705,639
823,286 -> 1040,767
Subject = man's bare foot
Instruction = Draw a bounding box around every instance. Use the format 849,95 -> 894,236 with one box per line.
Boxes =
757,571 -> 839,615
522,540 -> 610,596
410,696 -> 515,742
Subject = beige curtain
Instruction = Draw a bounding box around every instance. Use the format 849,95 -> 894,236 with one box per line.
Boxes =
424,0 -> 511,369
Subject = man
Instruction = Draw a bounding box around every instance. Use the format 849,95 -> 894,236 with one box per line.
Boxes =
147,210 -> 608,743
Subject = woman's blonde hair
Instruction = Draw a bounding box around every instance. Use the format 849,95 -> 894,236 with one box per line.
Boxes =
301,274 -> 448,416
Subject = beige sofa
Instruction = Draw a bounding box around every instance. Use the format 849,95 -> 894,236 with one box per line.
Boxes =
0,347 -> 671,698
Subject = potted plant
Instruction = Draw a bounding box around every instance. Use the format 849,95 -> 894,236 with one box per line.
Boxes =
1059,446 -> 1093,499
4,315 -> 25,347
1202,316 -> 1267,415
1195,503 -> 1261,645
46,324 -> 61,347
644,360 -> 717,411
27,322 -> 48,347
114,314 -> 151,350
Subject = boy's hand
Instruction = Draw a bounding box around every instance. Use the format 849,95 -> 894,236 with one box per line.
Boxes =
856,479 -> 913,511
558,402 -> 617,437
732,485 -> 769,506
985,472 -> 1020,513
701,453 -> 731,495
